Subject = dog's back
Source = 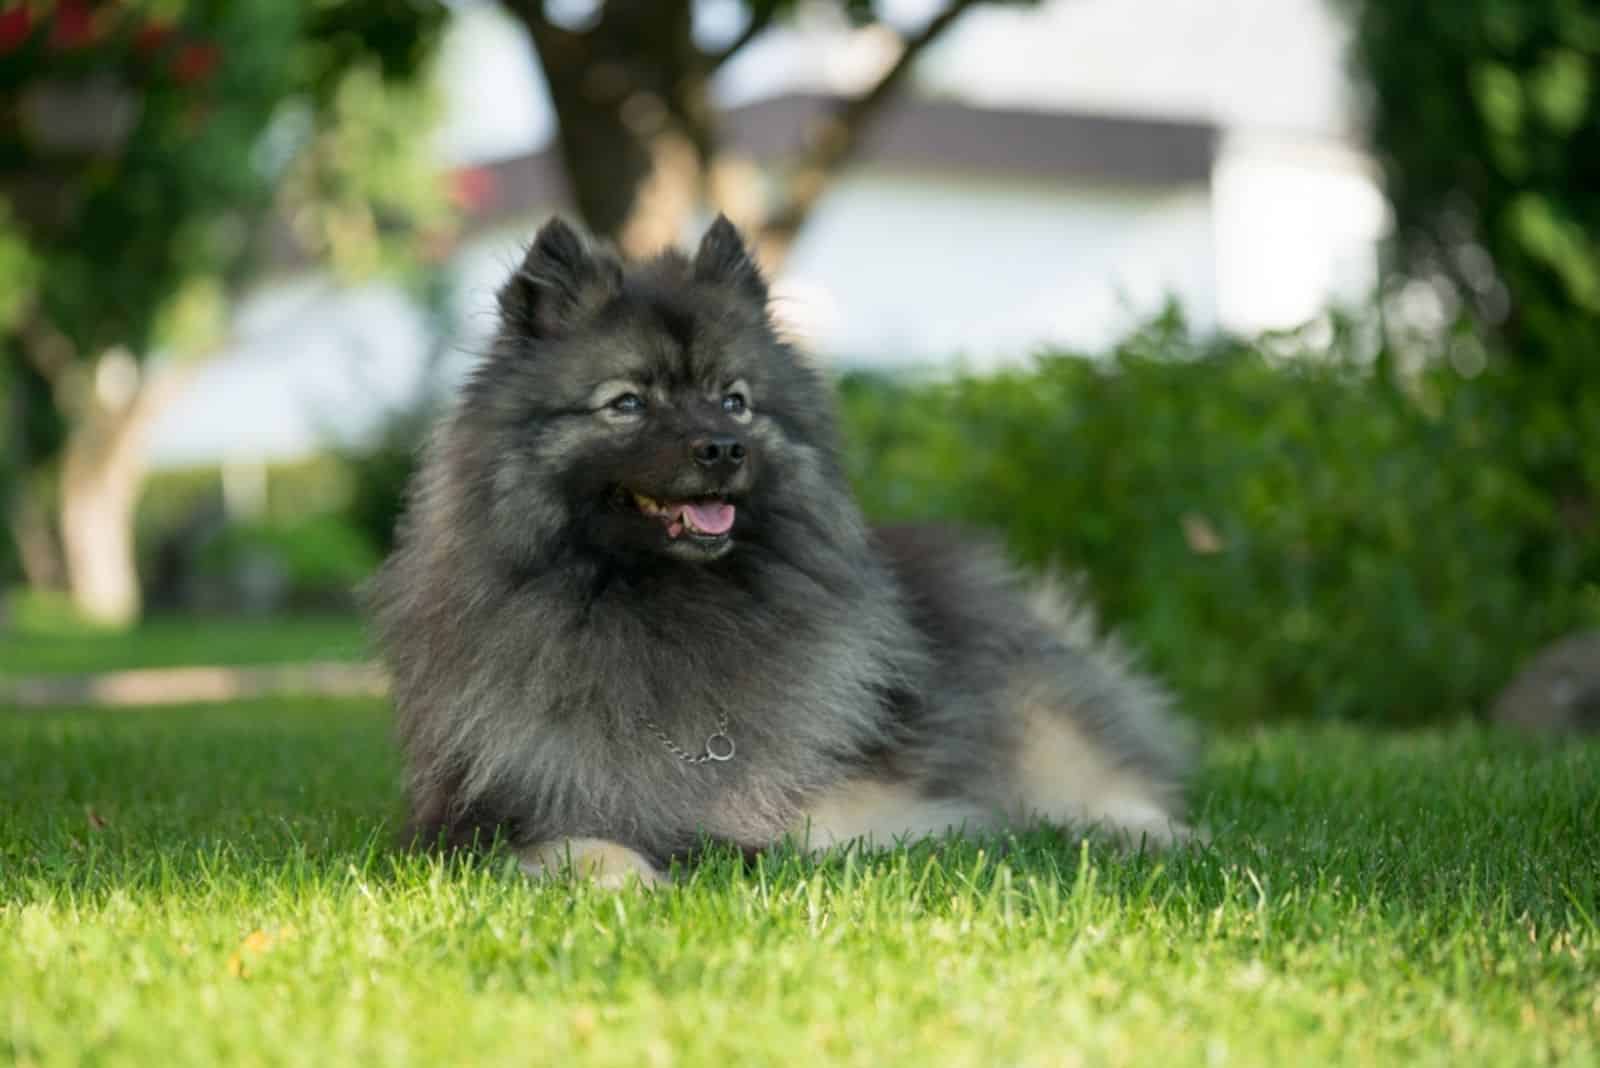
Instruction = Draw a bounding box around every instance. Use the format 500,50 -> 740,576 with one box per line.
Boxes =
790,524 -> 1194,848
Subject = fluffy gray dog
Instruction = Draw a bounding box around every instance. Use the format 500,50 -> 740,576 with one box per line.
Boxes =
370,216 -> 1193,886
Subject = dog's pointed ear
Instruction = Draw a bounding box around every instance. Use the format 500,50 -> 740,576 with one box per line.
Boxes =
498,217 -> 620,337
693,215 -> 768,304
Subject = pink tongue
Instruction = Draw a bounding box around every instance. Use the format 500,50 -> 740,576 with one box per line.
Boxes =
681,500 -> 735,535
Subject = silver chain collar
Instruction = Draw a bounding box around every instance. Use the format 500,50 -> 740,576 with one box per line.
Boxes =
640,709 -> 735,764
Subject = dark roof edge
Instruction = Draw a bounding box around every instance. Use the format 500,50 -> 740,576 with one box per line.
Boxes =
265,92 -> 1219,270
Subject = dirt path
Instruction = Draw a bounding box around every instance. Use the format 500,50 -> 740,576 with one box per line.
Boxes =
0,662 -> 389,709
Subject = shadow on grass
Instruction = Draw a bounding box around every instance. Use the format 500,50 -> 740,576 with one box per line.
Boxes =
0,698 -> 404,899
3,699 -> 1598,931
0,616 -> 370,679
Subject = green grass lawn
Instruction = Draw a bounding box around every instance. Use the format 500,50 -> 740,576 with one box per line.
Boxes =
0,615 -> 369,677
3,694 -> 1597,1067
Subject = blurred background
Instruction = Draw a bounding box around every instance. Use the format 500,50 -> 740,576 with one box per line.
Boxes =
1,0 -> 1596,730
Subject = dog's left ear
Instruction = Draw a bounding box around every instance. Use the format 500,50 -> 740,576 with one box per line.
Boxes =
693,215 -> 768,304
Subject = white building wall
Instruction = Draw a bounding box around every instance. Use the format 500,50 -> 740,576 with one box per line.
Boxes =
147,278 -> 433,468
775,172 -> 1218,367
1211,134 -> 1389,334
147,175 -> 1219,466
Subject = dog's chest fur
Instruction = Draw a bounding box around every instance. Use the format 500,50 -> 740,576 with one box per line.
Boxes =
441,555 -> 921,858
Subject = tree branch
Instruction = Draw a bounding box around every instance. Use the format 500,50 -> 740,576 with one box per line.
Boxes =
16,315 -> 74,393
502,0 -> 586,59
757,0 -> 982,261
707,3 -> 780,74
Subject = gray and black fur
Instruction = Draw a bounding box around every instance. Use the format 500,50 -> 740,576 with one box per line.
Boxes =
370,217 -> 1193,876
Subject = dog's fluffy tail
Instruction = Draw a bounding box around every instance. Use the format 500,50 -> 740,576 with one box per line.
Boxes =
1023,570 -> 1198,794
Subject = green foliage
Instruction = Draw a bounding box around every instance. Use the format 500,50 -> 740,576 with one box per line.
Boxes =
334,411 -> 430,558
136,456 -> 359,538
1,1 -> 301,359
133,452 -> 400,604
0,0 -> 448,624
0,0 -> 448,460
196,513 -> 379,597
0,512 -> 11,589
840,314 -> 1598,727
0,200 -> 36,334
0,358 -> 16,585
127,311 -> 1591,729
133,459 -> 394,613
0,586 -> 114,638
296,0 -> 449,101
1341,0 -> 1600,602
274,58 -> 454,285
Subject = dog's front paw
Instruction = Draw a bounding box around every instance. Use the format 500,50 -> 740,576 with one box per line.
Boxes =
517,837 -> 668,889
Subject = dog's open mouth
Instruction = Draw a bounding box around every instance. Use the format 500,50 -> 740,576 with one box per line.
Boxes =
630,492 -> 736,541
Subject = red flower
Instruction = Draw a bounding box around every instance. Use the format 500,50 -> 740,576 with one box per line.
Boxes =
133,18 -> 173,55
171,41 -> 221,85
0,5 -> 32,54
49,0 -> 96,51
450,166 -> 498,212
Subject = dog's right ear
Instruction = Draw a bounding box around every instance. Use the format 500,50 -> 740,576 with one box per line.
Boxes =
693,214 -> 768,305
498,217 -> 620,337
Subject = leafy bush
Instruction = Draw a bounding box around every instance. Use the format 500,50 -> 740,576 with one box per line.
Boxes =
124,310 -> 1597,728
331,405 -> 435,560
194,514 -> 379,613
138,457 -> 356,541
839,314 -> 1597,727
1,587 -> 115,638
1342,0 -> 1600,612
136,458 -> 365,611
0,474 -> 15,589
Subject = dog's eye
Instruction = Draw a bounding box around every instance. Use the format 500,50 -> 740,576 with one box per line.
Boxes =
721,392 -> 748,415
609,393 -> 645,414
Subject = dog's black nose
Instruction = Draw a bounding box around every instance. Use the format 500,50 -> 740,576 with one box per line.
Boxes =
691,433 -> 746,469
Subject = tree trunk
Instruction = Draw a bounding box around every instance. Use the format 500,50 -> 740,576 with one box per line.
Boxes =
511,0 -> 714,254
4,362 -> 66,590
9,491 -> 64,592
757,0 -> 984,265
505,0 -> 983,267
59,360 -> 191,627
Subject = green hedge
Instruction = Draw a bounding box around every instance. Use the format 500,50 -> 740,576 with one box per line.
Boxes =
126,313 -> 1596,727
839,316 -> 1597,727
195,514 -> 379,598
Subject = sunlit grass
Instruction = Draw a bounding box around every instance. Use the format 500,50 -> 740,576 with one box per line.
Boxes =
3,695 -> 1597,1066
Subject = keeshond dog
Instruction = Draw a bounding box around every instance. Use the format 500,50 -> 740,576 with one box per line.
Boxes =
370,216 -> 1193,886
